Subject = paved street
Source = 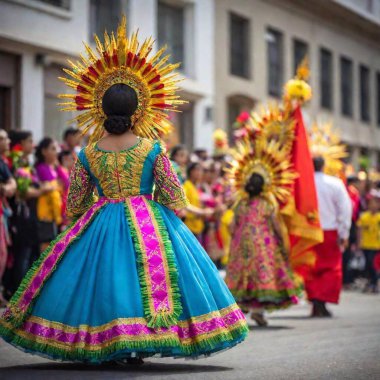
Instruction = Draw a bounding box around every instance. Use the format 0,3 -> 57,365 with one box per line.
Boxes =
0,291 -> 379,380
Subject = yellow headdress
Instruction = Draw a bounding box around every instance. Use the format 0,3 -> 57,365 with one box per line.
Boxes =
251,103 -> 295,153
284,56 -> 312,105
309,122 -> 347,177
228,138 -> 297,206
59,16 -> 185,142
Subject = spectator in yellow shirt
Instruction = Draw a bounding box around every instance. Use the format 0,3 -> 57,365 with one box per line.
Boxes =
357,196 -> 380,293
183,162 -> 213,242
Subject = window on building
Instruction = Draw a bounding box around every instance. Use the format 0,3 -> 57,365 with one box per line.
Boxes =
36,0 -> 70,9
377,72 -> 380,127
0,87 -> 11,132
320,48 -> 333,110
229,13 -> 250,79
293,39 -> 308,74
158,1 -> 185,72
0,52 -> 20,131
360,65 -> 370,123
267,28 -> 283,97
340,57 -> 353,117
90,0 -> 122,38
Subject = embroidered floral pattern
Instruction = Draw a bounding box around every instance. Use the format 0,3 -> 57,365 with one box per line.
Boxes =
0,304 -> 247,360
9,305 -> 243,346
226,197 -> 300,309
153,152 -> 188,210
125,197 -> 181,328
67,159 -> 96,218
84,139 -> 153,199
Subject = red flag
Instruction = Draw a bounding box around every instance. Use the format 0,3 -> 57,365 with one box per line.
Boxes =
281,106 -> 323,281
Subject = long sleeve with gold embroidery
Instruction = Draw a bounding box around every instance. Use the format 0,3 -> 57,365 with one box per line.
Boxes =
153,152 -> 189,210
66,158 -> 96,218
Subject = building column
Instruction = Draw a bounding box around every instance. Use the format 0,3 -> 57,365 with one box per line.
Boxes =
20,51 -> 44,141
192,0 -> 214,151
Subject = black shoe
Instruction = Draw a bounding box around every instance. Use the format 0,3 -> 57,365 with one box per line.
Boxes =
311,303 -> 324,317
321,303 -> 333,317
311,301 -> 332,318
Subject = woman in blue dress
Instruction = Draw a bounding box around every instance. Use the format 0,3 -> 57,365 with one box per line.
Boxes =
0,17 -> 248,363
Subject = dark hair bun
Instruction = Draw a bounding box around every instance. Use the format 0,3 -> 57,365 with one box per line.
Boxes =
104,115 -> 131,135
102,83 -> 138,135
245,173 -> 265,197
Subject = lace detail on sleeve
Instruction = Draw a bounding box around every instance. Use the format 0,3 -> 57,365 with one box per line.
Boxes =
66,158 -> 96,218
153,152 -> 188,210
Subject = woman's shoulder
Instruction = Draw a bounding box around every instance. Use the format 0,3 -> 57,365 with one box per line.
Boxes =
81,143 -> 94,156
144,139 -> 166,162
81,138 -> 162,161
35,162 -> 55,180
257,196 -> 275,212
141,137 -> 160,150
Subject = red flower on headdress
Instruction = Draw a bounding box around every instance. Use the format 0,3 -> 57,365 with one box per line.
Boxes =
236,112 -> 250,123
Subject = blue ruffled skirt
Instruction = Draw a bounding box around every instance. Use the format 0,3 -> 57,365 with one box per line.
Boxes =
0,198 -> 248,362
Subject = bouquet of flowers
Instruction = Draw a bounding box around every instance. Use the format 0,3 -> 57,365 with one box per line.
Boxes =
15,167 -> 34,197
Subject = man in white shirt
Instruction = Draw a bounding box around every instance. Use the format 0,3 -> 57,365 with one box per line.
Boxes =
305,156 -> 352,317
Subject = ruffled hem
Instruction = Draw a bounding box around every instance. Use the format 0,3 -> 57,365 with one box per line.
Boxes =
0,305 -> 248,362
231,288 -> 302,310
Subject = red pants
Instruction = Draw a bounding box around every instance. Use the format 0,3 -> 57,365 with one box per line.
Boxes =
305,230 -> 342,304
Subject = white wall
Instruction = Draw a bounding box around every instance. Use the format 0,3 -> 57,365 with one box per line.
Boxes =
128,0 -> 157,41
20,50 -> 44,141
185,0 -> 215,150
0,0 -> 89,56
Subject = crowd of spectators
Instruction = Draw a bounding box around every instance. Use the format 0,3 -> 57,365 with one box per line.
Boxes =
344,175 -> 380,293
0,128 -> 81,305
0,129 -> 378,306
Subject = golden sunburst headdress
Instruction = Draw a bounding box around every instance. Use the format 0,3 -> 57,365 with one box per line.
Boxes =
228,138 -> 297,206
59,16 -> 185,142
309,122 -> 347,177
252,104 -> 295,153
233,111 -> 260,142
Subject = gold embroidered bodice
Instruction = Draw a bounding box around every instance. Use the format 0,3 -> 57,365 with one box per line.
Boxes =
66,138 -> 188,217
85,138 -> 154,198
